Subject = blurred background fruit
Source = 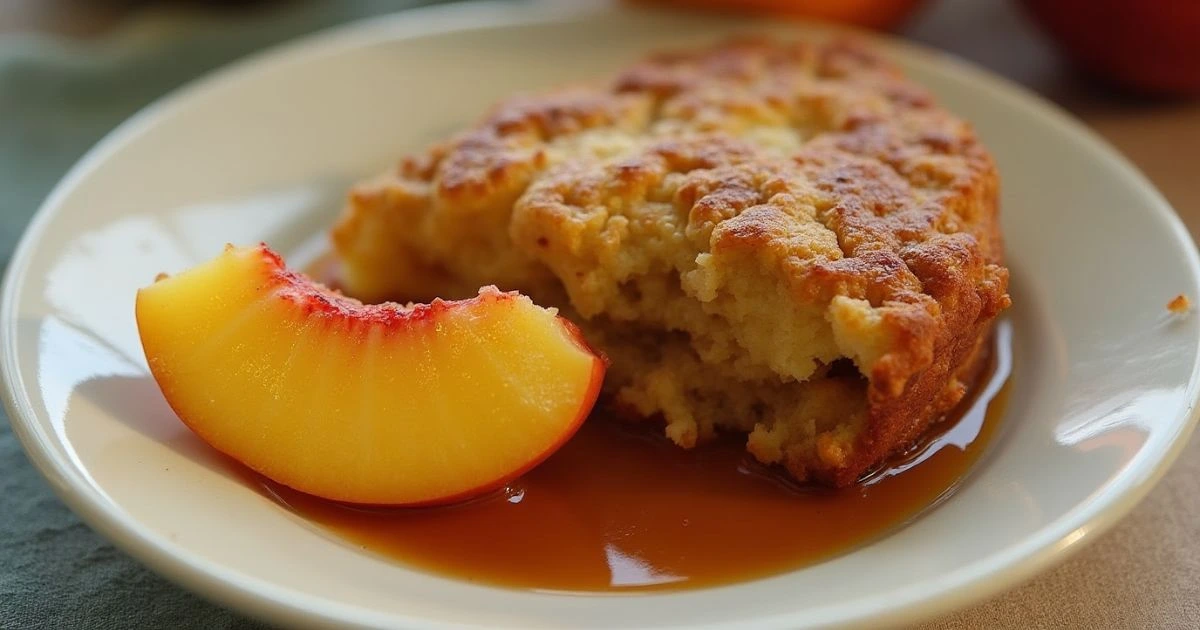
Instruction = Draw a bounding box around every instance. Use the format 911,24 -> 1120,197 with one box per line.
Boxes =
1018,0 -> 1200,96
630,0 -> 927,30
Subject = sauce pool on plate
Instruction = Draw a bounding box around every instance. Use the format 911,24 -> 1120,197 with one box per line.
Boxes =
258,299 -> 1012,591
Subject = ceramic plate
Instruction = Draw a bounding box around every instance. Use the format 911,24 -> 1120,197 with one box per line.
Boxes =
5,2 -> 1199,628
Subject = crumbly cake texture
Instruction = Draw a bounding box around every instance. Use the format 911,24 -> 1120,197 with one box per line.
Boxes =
331,37 -> 1010,486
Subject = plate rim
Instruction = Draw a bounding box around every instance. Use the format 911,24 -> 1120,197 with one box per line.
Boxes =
4,2 -> 1200,628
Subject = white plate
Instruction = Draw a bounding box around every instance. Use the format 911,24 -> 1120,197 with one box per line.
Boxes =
5,2 -> 1199,628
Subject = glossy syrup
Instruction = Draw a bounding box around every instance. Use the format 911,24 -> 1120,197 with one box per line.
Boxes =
260,301 -> 1012,592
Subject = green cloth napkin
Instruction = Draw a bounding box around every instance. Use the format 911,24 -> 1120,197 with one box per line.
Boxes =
0,2 -> 446,627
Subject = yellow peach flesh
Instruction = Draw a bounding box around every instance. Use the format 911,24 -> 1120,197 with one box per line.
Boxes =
135,245 -> 605,506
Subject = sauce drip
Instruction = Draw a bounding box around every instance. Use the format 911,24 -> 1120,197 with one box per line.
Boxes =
260,311 -> 1012,592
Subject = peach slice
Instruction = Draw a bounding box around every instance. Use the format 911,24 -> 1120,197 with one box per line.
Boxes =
135,244 -> 605,506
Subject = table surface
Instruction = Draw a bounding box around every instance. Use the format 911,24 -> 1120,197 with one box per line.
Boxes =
1,1 -> 1198,628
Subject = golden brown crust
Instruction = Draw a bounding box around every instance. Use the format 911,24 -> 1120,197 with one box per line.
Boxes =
332,36 -> 1011,486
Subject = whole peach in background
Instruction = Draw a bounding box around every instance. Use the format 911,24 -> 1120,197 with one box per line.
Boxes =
631,0 -> 926,30
1019,0 -> 1200,96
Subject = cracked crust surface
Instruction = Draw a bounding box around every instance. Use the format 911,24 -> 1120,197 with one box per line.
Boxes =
332,37 -> 1010,486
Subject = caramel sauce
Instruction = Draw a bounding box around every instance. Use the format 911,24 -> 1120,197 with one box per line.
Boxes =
260,268 -> 1012,593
